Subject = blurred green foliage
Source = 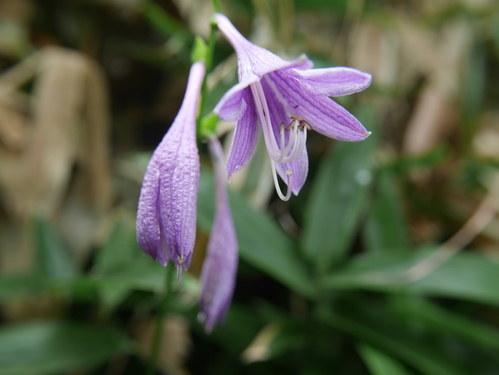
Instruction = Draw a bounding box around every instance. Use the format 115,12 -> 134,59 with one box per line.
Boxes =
0,0 -> 499,374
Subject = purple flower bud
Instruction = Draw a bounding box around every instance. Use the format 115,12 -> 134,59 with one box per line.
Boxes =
136,61 -> 205,279
214,13 -> 372,200
199,138 -> 238,333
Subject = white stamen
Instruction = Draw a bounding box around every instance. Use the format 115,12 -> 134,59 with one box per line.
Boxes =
250,82 -> 281,160
249,80 -> 310,200
271,160 -> 292,201
278,120 -> 309,163
249,81 -> 308,164
278,118 -> 298,162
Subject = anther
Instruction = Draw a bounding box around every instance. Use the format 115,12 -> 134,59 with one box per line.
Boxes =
297,119 -> 312,131
285,117 -> 300,131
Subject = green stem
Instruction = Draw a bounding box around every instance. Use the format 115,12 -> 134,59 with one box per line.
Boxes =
146,263 -> 175,375
197,2 -> 219,137
212,0 -> 221,13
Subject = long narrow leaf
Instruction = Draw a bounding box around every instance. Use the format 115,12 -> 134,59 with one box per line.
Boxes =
322,250 -> 499,306
302,136 -> 374,273
0,321 -> 132,375
358,344 -> 414,375
319,303 -> 468,375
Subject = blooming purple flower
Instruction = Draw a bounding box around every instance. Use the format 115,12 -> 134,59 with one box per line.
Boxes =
214,13 -> 372,200
136,61 -> 205,279
199,138 -> 238,333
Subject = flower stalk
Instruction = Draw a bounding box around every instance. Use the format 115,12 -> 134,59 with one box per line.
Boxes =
146,263 -> 175,375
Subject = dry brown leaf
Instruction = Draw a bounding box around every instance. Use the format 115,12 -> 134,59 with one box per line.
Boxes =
349,21 -> 403,88
473,111 -> 499,159
395,19 -> 436,77
241,323 -> 280,364
402,21 -> 471,154
0,104 -> 25,150
0,46 -> 111,274
171,0 -> 212,38
402,86 -> 457,154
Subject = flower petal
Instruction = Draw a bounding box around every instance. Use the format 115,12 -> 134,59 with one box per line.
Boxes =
260,76 -> 309,194
215,13 -> 313,81
260,74 -> 289,144
200,138 -> 238,333
157,135 -> 199,269
269,70 -> 370,142
291,67 -> 372,97
215,78 -> 256,122
136,157 -> 163,261
275,149 -> 309,195
294,56 -> 314,70
225,87 -> 259,180
136,61 -> 205,271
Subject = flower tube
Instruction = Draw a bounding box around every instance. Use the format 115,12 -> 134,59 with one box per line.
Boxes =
136,61 -> 205,279
214,14 -> 371,200
199,138 -> 238,333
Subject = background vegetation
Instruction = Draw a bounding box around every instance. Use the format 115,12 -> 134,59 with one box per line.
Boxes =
0,0 -> 498,374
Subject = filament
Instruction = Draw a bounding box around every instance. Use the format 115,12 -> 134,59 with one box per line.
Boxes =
250,81 -> 308,164
271,160 -> 292,201
249,80 -> 310,200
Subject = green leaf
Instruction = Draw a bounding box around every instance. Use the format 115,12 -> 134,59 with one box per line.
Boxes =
197,169 -> 316,298
33,217 -> 76,279
199,112 -> 219,139
141,1 -> 185,36
93,214 -> 147,308
302,125 -> 375,273
0,220 -> 195,305
191,36 -> 208,64
94,214 -> 140,273
462,40 -> 486,123
364,171 -> 408,253
91,213 -> 198,309
322,250 -> 499,306
489,13 -> 499,56
392,299 -> 499,358
295,0 -> 347,12
199,305 -> 264,355
318,301 -> 468,375
92,259 -> 170,294
357,344 -> 414,375
0,320 -> 132,375
140,1 -> 191,62
0,275 -> 49,302
383,146 -> 450,175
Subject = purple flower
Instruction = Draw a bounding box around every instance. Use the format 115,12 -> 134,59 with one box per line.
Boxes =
214,13 -> 372,200
136,61 -> 205,279
199,138 -> 238,333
